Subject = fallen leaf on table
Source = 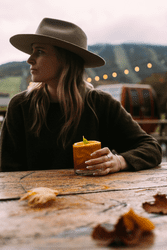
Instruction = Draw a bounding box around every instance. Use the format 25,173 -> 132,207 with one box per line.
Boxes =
92,208 -> 154,246
20,187 -> 58,207
143,193 -> 167,214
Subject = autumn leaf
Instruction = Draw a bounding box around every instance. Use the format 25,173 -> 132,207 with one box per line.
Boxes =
92,208 -> 154,246
143,193 -> 167,214
123,208 -> 154,231
20,187 -> 58,207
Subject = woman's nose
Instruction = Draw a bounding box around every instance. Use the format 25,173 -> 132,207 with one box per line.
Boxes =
27,54 -> 35,65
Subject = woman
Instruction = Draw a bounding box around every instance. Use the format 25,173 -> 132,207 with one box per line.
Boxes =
0,18 -> 162,174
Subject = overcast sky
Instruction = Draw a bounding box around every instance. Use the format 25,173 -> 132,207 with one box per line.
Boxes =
1,0 -> 167,65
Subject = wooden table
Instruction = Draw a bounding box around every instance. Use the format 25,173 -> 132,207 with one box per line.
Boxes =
1,164 -> 167,249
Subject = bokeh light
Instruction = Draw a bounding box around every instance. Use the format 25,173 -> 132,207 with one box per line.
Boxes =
112,72 -> 117,77
147,63 -> 152,68
87,77 -> 92,82
103,74 -> 108,80
95,76 -> 100,81
134,66 -> 140,72
124,69 -> 129,75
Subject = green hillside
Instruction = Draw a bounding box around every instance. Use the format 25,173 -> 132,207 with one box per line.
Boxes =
0,77 -> 22,98
0,61 -> 29,78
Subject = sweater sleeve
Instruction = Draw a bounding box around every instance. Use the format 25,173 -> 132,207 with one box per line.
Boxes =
0,93 -> 27,171
94,90 -> 162,171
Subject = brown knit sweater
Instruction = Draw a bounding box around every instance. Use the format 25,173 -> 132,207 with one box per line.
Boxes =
0,89 -> 162,171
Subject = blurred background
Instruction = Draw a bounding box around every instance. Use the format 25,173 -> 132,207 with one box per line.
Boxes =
1,0 -> 167,160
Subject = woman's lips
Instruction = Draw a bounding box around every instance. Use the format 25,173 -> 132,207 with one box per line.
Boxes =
30,68 -> 37,74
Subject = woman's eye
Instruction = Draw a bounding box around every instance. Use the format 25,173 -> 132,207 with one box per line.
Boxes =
38,50 -> 43,54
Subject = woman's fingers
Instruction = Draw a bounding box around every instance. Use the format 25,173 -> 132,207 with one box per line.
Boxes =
90,147 -> 110,157
86,161 -> 111,170
85,155 -> 112,166
93,168 -> 111,176
84,147 -> 122,176
86,148 -> 114,168
92,164 -> 120,176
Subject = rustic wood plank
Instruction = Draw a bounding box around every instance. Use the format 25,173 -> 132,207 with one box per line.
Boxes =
1,186 -> 167,249
1,165 -> 167,199
19,164 -> 167,194
0,171 -> 34,199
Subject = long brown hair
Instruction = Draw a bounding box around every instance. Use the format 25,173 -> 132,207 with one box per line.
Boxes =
26,47 -> 93,148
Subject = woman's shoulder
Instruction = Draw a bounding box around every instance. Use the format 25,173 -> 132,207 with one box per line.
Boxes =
8,90 -> 28,108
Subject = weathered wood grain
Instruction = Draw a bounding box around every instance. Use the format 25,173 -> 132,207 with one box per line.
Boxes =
0,171 -> 34,199
1,186 -> 167,249
1,164 -> 167,249
1,164 -> 167,199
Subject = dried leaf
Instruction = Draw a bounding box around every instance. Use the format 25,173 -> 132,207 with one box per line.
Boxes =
123,208 -> 155,231
92,208 -> 154,246
20,187 -> 58,207
92,224 -> 115,244
143,193 -> 167,214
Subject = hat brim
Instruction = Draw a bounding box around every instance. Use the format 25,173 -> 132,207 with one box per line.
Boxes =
10,34 -> 105,68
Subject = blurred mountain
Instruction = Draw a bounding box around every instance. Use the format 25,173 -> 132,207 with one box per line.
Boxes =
0,43 -> 167,83
88,43 -> 167,83
1,43 -> 167,113
0,61 -> 29,78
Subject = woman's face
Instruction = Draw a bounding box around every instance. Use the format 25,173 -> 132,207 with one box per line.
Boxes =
27,43 -> 62,85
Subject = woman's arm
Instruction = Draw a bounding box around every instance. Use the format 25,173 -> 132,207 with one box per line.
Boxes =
0,93 -> 27,171
84,90 -> 162,175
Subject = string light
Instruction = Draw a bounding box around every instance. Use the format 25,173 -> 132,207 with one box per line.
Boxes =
147,63 -> 152,68
124,69 -> 129,75
87,77 -> 92,82
134,66 -> 140,72
86,63 -> 155,80
112,72 -> 117,78
103,74 -> 108,80
95,76 -> 100,81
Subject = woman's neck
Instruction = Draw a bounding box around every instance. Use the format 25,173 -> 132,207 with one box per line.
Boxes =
47,84 -> 59,103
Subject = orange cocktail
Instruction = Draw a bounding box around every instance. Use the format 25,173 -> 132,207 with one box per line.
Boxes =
73,137 -> 101,175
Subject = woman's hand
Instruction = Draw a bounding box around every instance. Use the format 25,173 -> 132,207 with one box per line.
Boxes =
85,147 -> 128,176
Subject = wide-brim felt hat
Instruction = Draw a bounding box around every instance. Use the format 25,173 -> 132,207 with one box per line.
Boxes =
10,18 -> 105,68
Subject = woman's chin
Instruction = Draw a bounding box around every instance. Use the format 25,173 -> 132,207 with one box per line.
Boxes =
31,77 -> 41,83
